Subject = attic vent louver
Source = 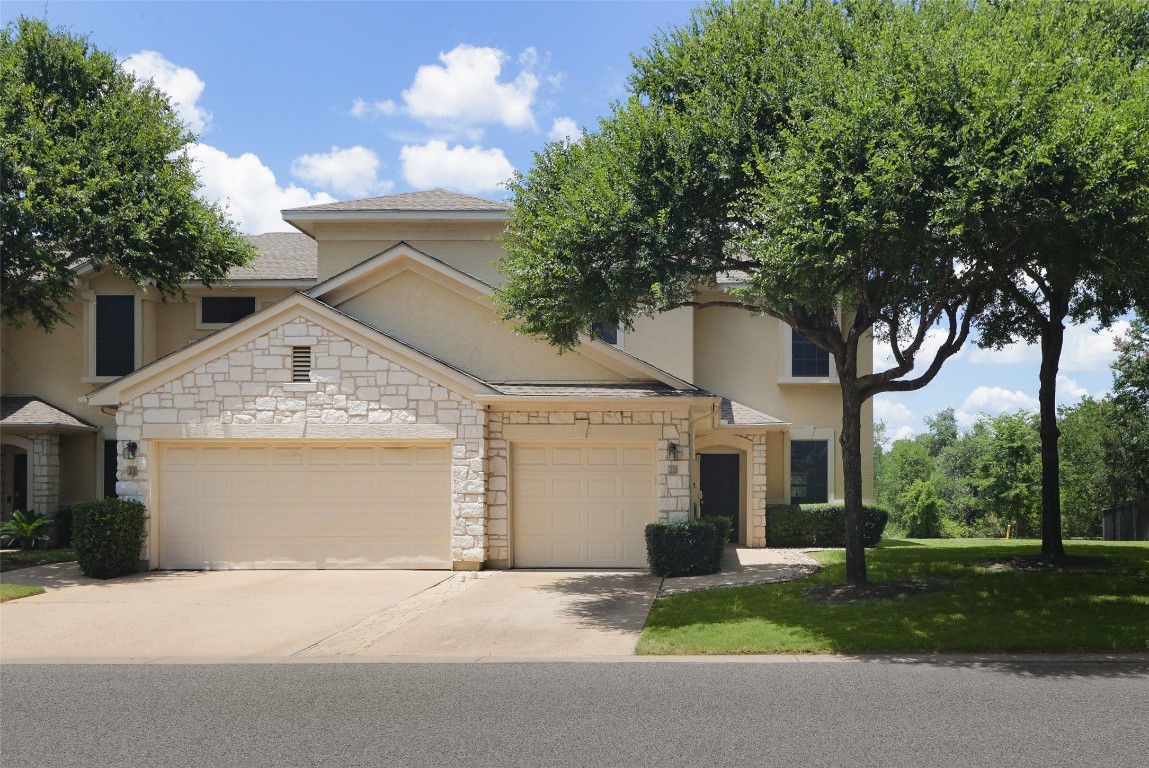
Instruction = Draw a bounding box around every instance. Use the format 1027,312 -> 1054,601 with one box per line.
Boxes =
291,346 -> 311,382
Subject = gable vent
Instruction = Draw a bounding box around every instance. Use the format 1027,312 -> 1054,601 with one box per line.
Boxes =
291,346 -> 312,382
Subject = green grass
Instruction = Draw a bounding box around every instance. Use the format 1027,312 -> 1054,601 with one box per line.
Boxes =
0,583 -> 45,602
637,539 -> 1149,655
0,548 -> 76,573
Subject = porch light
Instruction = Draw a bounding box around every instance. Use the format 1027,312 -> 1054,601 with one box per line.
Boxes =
668,442 -> 679,461
123,441 -> 138,460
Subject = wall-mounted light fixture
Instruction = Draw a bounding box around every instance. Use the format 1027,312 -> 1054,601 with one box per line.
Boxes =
123,441 -> 138,460
668,442 -> 679,461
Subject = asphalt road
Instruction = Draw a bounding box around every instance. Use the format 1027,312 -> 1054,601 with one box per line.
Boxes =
2,660 -> 1146,768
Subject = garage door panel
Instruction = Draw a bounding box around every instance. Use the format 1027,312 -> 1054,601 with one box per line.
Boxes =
158,442 -> 451,570
512,442 -> 655,568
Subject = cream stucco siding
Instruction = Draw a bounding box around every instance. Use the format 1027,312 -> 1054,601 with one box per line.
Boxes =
622,308 -> 695,382
312,221 -> 506,283
335,271 -> 632,384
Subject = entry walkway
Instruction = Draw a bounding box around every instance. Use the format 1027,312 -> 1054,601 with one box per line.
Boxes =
658,545 -> 820,596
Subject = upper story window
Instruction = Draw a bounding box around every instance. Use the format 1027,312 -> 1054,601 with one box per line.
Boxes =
791,331 -> 830,377
95,295 -> 135,377
200,296 -> 256,326
590,320 -> 620,347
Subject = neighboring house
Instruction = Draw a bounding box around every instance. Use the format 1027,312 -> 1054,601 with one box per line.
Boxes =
0,189 -> 873,570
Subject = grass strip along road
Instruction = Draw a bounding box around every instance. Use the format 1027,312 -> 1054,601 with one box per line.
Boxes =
638,539 -> 1149,655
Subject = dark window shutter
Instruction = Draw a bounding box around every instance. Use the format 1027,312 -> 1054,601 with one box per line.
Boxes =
201,296 -> 256,324
95,295 -> 135,376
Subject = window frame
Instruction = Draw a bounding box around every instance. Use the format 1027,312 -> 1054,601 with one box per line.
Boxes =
777,321 -> 839,384
788,428 -> 836,504
84,293 -> 142,382
196,295 -> 259,329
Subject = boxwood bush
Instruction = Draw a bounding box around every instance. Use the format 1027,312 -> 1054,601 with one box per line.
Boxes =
71,499 -> 148,579
645,517 -> 732,577
766,503 -> 888,548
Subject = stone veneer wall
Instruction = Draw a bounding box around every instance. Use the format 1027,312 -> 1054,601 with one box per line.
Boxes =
28,434 -> 60,516
115,317 -> 487,566
749,435 -> 769,547
486,408 -> 692,566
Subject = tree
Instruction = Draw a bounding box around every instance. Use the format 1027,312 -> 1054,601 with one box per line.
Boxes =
1,17 -> 253,331
962,1 -> 1149,558
1103,309 -> 1149,504
973,411 -> 1043,537
498,1 -> 995,584
1057,398 -> 1108,537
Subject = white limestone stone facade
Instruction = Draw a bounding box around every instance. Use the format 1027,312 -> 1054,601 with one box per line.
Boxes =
115,317 -> 487,567
750,435 -> 769,547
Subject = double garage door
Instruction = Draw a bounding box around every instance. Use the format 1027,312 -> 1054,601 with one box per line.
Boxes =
156,442 -> 451,569
155,440 -> 658,570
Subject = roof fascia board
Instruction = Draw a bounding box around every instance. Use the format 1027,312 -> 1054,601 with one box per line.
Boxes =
308,243 -> 493,306
475,394 -> 719,409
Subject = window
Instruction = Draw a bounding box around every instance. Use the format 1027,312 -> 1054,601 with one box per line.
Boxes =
791,440 -> 829,503
590,320 -> 619,346
791,332 -> 830,377
201,296 -> 256,325
95,295 -> 135,376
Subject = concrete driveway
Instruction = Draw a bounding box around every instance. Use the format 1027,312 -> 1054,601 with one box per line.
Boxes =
0,564 -> 661,662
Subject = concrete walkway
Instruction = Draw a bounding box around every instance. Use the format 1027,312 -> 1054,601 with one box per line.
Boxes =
659,546 -> 820,595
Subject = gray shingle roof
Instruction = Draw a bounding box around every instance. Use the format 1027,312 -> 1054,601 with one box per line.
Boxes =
492,383 -> 710,398
0,396 -> 98,431
231,233 -> 318,281
719,398 -> 786,426
284,189 -> 509,214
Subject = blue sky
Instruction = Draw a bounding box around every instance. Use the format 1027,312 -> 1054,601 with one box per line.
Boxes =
4,1 -> 1130,438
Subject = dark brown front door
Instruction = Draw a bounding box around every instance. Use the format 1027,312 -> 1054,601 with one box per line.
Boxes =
700,453 -> 739,542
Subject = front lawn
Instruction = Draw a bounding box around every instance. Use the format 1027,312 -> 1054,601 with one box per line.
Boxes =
0,583 -> 45,602
0,548 -> 76,573
637,539 -> 1149,654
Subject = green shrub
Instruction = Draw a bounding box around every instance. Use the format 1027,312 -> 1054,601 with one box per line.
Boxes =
71,499 -> 148,579
766,503 -> 889,548
897,479 -> 948,538
645,517 -> 731,577
53,506 -> 73,547
0,509 -> 54,549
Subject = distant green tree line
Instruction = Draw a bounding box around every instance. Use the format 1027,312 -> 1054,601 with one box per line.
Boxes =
875,311 -> 1149,539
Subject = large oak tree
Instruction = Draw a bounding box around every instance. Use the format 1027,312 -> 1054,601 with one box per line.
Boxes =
1,17 -> 253,331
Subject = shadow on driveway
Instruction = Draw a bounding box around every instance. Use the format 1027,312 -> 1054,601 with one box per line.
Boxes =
529,571 -> 662,634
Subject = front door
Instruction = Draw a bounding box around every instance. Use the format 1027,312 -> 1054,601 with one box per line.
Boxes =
700,453 -> 739,542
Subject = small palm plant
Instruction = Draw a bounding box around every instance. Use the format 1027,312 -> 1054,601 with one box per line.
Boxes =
0,509 -> 55,550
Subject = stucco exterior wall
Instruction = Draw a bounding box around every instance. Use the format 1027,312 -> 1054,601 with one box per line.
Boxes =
115,316 -> 488,567
312,221 -> 506,283
623,308 -> 695,382
336,271 -> 631,384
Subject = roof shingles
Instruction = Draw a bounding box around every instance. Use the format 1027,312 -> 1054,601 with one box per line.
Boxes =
284,189 -> 509,214
0,396 -> 98,431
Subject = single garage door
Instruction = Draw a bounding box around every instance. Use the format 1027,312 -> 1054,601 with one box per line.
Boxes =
512,442 -> 656,568
157,442 -> 450,569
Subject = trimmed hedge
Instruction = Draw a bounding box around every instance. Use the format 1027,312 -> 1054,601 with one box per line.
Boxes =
72,499 -> 148,579
767,503 -> 889,548
645,517 -> 731,577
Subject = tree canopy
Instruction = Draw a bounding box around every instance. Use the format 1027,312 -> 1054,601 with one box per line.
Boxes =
496,0 -> 1149,580
1,17 -> 253,331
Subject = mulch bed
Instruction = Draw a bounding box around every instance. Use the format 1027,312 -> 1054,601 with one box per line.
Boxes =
805,580 -> 947,604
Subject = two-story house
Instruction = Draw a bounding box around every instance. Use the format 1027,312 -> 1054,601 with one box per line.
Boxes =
0,189 -> 873,570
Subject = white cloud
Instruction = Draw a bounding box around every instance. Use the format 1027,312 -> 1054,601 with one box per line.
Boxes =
959,386 -> 1039,422
122,50 -> 212,134
399,140 -> 514,193
1056,374 -> 1089,403
874,327 -> 965,372
187,144 -> 336,234
548,116 -> 579,142
350,98 -> 397,120
892,425 -> 917,441
874,399 -> 914,424
290,146 -> 394,198
402,44 -> 539,130
969,321 -> 1130,371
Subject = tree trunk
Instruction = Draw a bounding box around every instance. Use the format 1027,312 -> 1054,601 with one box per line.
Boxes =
1038,306 -> 1067,560
840,384 -> 868,584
